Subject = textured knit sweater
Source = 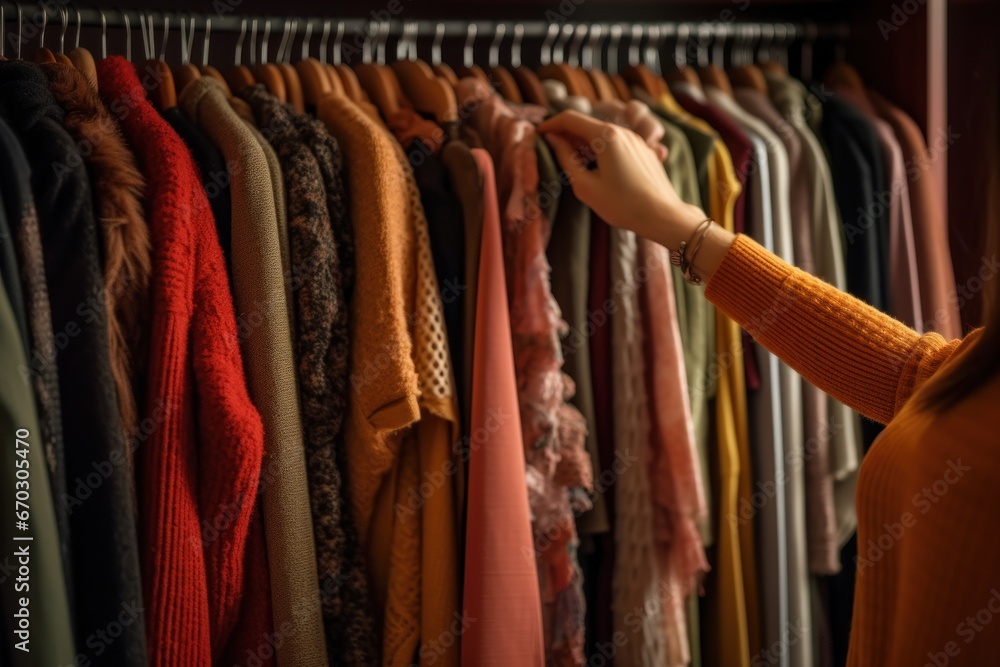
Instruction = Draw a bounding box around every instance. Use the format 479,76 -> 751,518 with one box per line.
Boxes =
242,84 -> 379,666
97,57 -> 265,667
706,234 -> 999,666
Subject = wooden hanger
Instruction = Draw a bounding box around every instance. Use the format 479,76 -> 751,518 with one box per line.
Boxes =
353,21 -> 406,119
456,24 -> 491,84
275,20 -> 304,113
390,22 -> 458,124
68,8 -> 97,91
52,9 -> 72,66
538,24 -> 588,97
485,24 -> 522,103
729,65 -> 767,94
192,19 -> 229,95
662,24 -> 701,91
35,6 -> 57,63
141,13 -> 177,111
224,19 -> 256,94
295,21 -> 341,109
579,25 -> 617,102
173,17 -> 201,96
250,20 -> 287,101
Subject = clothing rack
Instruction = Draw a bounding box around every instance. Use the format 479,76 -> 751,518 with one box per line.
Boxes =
1,2 -> 849,65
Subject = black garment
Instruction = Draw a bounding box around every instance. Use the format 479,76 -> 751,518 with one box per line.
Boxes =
821,94 -> 890,313
818,91 -> 891,667
162,106 -> 233,270
410,140 -> 467,400
0,189 -> 28,352
0,118 -> 72,578
0,61 -> 147,667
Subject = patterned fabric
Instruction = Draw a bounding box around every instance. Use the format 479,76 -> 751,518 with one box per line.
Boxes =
241,86 -> 378,666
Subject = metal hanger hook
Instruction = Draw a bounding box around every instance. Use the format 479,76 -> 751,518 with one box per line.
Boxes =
249,18 -> 258,66
511,23 -> 524,68
332,20 -> 344,66
73,5 -> 82,50
582,23 -> 602,71
39,4 -> 46,49
488,23 -> 505,68
301,19 -> 314,61
318,20 -> 330,64
160,15 -> 170,61
463,23 -> 477,68
568,24 -> 587,68
235,18 -> 247,66
202,18 -> 212,67
432,23 -> 445,66
553,22 -> 572,65
628,24 -> 642,68
59,7 -> 68,54
539,23 -> 558,67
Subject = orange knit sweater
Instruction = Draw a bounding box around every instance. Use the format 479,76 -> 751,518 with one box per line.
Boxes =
705,235 -> 1000,666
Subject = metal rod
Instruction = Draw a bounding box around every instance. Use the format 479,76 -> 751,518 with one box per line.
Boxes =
0,5 -> 851,43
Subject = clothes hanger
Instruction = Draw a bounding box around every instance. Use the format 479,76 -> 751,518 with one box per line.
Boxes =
251,20 -> 287,101
173,16 -> 201,95
686,23 -> 729,96
606,25 -> 632,100
538,23 -> 589,97
224,18 -> 256,93
622,24 -> 665,97
69,7 -> 98,90
391,22 -> 459,124
485,24 -> 522,103
430,23 -> 459,86
511,24 -> 552,106
296,19 -> 342,110
663,24 -> 701,88
52,8 -> 72,65
568,24 -> 599,100
456,23 -> 491,84
35,6 -> 56,63
759,23 -> 793,80
329,21 -> 364,104
727,24 -> 767,95
584,25 -> 618,103
142,13 -> 177,111
197,19 -> 229,92
276,20 -> 305,113
354,21 -> 405,120
794,22 -> 819,84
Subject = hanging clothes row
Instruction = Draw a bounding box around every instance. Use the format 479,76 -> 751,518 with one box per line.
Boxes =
0,9 -> 961,667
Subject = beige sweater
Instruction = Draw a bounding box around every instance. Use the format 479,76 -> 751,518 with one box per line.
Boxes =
179,78 -> 329,667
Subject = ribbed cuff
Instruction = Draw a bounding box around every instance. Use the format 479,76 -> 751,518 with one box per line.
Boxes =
705,234 -> 794,337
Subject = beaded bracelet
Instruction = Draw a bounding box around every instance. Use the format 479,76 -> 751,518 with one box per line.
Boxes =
670,218 -> 714,285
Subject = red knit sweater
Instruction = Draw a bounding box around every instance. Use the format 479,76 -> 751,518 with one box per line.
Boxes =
97,57 -> 270,666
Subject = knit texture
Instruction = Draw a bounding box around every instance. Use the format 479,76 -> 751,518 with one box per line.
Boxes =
704,234 -> 1000,666
395,138 -> 462,667
98,57 -> 265,666
319,95 -> 422,666
0,59 -> 147,667
43,62 -> 152,449
243,85 -> 379,666
180,76 -> 319,665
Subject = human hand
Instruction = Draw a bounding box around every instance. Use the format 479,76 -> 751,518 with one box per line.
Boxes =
538,109 -> 708,249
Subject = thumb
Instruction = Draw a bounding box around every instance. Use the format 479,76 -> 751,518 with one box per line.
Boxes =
544,132 -> 599,193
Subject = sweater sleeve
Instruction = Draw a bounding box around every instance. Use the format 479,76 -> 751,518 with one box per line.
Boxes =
705,234 -> 971,425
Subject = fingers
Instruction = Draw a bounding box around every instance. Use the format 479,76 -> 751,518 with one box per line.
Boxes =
543,133 -> 598,191
537,109 -> 613,142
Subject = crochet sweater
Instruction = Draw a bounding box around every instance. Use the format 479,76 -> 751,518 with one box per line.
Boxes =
97,57 -> 265,666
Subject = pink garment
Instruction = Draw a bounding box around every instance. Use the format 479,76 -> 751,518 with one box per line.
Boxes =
834,85 -> 924,330
462,149 -> 546,667
456,78 -> 592,667
637,238 -> 710,666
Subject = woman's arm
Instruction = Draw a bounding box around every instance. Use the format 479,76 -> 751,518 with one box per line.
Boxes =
538,110 -> 967,424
